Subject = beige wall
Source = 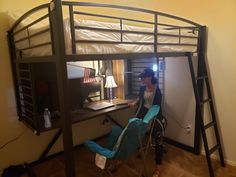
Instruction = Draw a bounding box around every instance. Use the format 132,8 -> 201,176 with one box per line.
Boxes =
0,0 -> 236,171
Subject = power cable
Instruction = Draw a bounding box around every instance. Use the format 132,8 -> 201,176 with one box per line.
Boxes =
0,128 -> 27,151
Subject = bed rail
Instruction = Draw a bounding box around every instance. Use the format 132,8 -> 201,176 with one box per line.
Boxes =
8,1 -> 203,62
62,1 -> 201,26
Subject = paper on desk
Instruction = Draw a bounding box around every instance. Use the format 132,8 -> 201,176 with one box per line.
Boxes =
95,153 -> 107,169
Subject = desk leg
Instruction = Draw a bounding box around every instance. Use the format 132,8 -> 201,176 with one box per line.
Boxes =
38,129 -> 62,162
105,114 -> 124,129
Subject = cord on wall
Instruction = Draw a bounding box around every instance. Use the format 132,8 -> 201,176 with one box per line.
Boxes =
0,128 -> 27,151
162,102 -> 190,131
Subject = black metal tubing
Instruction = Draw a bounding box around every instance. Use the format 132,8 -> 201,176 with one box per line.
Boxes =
69,5 -> 76,54
75,40 -> 197,46
74,11 -> 155,25
204,72 -> 225,167
17,42 -> 52,51
193,54 -> 203,155
154,14 -> 158,53
38,129 -> 62,161
193,26 -> 206,154
62,1 -> 201,26
48,6 -> 55,56
120,19 -> 123,42
76,39 -> 154,45
29,63 -> 40,134
7,31 -> 22,119
126,59 -> 132,95
14,28 -> 50,44
14,56 -> 56,63
199,27 -> 224,167
9,1 -> 201,64
13,14 -> 49,35
71,4 -> 198,56
10,4 -> 50,32
74,11 -> 198,29
50,1 -> 75,177
64,52 -> 190,61
75,26 -> 155,35
187,52 -> 215,177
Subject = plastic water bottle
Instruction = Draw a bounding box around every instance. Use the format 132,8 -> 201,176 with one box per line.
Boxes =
44,108 -> 52,128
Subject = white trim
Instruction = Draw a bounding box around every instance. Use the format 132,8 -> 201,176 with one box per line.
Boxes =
201,150 -> 236,167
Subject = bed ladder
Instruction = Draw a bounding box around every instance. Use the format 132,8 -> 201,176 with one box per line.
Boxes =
187,53 -> 225,177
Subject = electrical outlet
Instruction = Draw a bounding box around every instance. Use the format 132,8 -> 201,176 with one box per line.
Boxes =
186,123 -> 192,134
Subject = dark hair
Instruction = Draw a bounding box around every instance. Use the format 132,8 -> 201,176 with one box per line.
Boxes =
139,68 -> 157,84
151,77 -> 157,84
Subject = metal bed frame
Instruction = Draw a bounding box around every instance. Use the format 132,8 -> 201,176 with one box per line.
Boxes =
7,0 -> 224,177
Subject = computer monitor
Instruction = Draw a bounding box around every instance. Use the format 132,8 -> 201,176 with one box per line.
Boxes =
33,63 -> 102,113
69,78 -> 101,110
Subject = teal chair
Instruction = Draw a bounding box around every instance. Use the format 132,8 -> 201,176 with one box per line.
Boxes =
84,105 -> 160,176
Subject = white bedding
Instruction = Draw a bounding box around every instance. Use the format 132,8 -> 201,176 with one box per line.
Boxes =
13,16 -> 198,57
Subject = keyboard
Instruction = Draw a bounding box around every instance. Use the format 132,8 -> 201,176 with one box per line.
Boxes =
110,99 -> 131,105
85,101 -> 115,111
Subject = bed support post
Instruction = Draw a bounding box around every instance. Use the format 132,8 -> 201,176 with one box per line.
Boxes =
7,31 -> 22,120
50,0 -> 76,177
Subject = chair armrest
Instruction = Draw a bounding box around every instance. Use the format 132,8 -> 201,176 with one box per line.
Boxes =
84,140 -> 115,159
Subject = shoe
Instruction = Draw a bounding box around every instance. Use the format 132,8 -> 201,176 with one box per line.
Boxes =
107,163 -> 117,173
153,168 -> 160,177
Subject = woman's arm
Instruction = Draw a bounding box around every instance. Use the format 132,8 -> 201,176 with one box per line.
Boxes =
128,98 -> 139,107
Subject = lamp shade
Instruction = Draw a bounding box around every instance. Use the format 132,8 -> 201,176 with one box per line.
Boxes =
105,76 -> 117,88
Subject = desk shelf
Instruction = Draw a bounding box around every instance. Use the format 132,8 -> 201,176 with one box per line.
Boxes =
21,100 -> 131,135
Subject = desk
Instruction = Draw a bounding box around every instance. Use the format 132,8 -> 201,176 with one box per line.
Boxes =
71,99 -> 131,123
38,99 -> 132,162
36,99 -> 131,133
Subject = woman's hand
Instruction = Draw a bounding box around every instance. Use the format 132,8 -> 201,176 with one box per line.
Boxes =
128,99 -> 139,107
128,102 -> 136,107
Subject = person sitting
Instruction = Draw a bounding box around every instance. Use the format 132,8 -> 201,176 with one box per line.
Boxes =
129,68 -> 166,177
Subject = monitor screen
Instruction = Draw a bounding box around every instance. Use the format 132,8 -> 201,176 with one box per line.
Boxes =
69,78 -> 101,110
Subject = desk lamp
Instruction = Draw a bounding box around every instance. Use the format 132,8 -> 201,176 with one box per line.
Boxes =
105,76 -> 117,102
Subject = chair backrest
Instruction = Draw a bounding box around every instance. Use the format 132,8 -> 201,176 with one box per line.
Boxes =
83,105 -> 161,160
112,105 -> 160,159
112,118 -> 145,159
143,105 -> 160,124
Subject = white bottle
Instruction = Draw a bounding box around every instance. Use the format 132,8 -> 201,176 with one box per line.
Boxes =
44,108 -> 52,128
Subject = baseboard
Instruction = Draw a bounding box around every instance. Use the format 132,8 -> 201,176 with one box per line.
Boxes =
225,159 -> 236,167
164,137 -> 199,154
201,150 -> 236,167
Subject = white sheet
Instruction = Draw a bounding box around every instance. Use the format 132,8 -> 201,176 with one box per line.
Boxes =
12,16 -> 198,57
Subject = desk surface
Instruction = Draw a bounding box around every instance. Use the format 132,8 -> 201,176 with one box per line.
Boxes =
38,99 -> 132,133
71,99 -> 132,123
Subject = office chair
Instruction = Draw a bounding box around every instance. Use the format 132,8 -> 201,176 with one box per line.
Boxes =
84,105 -> 160,177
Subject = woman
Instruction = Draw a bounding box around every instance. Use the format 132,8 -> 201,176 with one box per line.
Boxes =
129,68 -> 166,177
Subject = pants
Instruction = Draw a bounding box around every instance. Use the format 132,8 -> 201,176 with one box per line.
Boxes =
136,106 -> 166,165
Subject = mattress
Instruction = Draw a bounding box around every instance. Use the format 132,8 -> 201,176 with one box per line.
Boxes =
12,15 -> 198,57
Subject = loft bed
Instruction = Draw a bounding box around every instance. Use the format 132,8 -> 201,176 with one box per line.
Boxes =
7,0 -> 204,132
9,2 -> 205,121
7,1 -> 219,177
